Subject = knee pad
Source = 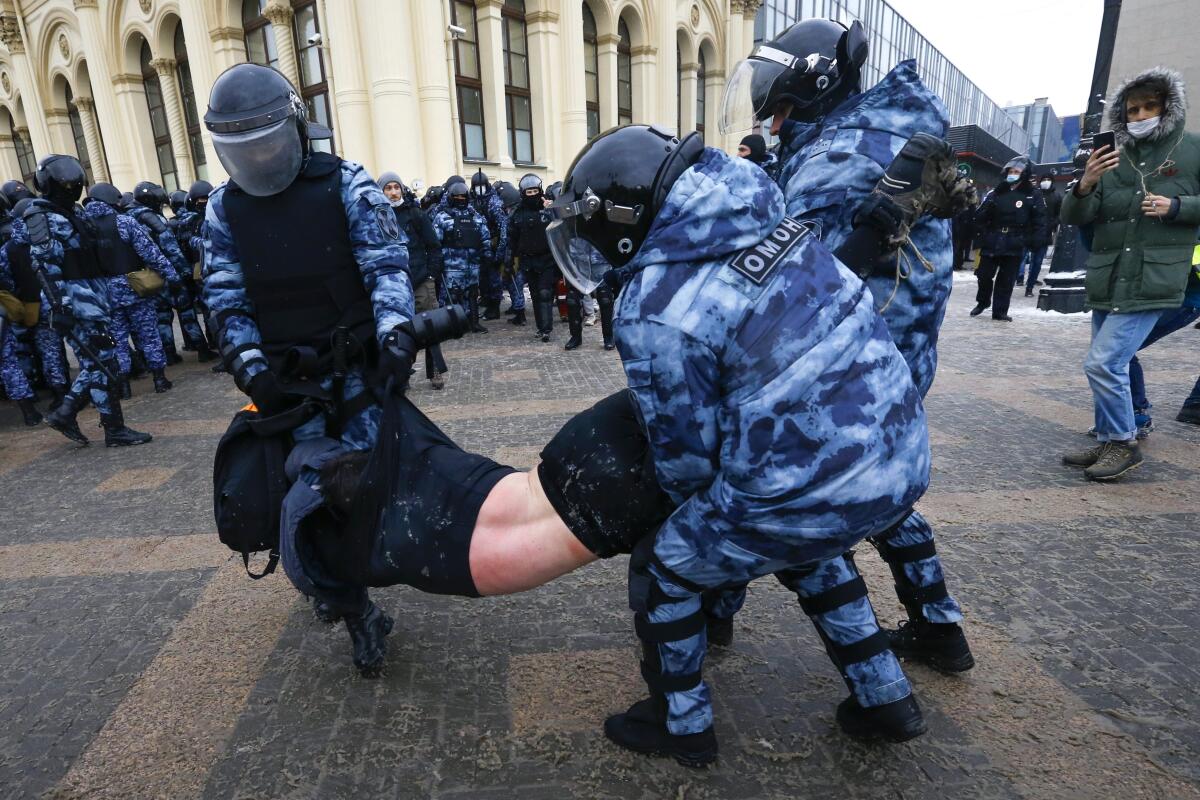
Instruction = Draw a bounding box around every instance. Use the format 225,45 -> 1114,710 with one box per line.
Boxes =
537,288 -> 554,304
565,292 -> 582,311
594,286 -> 614,307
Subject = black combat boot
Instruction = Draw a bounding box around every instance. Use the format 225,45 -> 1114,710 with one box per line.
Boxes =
17,398 -> 43,427
152,369 -> 173,393
312,599 -> 339,624
509,308 -> 526,326
196,343 -> 218,363
100,400 -> 153,447
888,619 -> 975,673
564,295 -> 583,351
604,696 -> 718,767
836,694 -> 927,742
482,299 -> 501,320
344,602 -> 394,678
597,290 -> 616,351
45,390 -> 90,445
705,615 -> 734,648
47,385 -> 67,412
164,344 -> 183,365
119,378 -> 132,400
467,291 -> 488,333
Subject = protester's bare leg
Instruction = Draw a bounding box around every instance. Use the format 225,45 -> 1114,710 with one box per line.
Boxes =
470,470 -> 597,595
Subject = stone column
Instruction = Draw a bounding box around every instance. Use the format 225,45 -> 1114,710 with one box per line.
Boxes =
72,96 -> 109,182
358,0 -> 425,179
556,0 -> 588,164
741,1 -> 762,64
320,0 -> 373,163
263,1 -> 301,88
679,60 -> 698,135
73,0 -> 138,186
525,9 -> 558,173
46,110 -> 74,155
0,131 -> 21,180
150,58 -> 195,186
0,17 -> 51,156
410,1 -> 458,180
474,0 -> 512,168
13,127 -> 32,174
597,32 -> 619,131
631,44 -> 656,124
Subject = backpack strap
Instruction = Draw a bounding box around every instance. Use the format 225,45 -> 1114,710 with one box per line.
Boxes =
243,548 -> 279,579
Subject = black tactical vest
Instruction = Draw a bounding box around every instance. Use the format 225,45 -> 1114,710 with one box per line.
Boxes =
4,240 -> 38,302
443,206 -> 484,250
222,153 -> 374,369
58,208 -> 105,281
91,212 -> 141,277
512,205 -> 550,256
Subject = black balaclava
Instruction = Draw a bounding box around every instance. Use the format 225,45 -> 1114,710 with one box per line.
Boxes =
740,134 -> 767,164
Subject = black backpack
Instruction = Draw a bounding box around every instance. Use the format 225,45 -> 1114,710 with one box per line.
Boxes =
212,409 -> 293,578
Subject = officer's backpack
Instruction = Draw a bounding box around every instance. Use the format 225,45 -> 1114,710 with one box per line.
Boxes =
212,409 -> 292,578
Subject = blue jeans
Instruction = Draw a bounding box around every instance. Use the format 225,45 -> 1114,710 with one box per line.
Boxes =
1023,246 -> 1048,290
1086,309 -> 1166,441
1128,306 -> 1200,417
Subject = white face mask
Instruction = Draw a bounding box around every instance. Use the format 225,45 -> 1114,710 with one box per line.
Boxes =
1039,180 -> 1051,190
388,197 -> 404,207
1127,115 -> 1161,139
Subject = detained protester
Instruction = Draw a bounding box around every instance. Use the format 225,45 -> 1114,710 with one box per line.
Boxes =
270,125 -> 960,765
379,171 -> 449,390
1061,66 -> 1200,480
716,18 -> 975,675
201,63 -> 415,675
970,156 -> 1047,321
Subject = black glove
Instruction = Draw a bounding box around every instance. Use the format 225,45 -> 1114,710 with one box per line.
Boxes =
248,371 -> 291,417
379,326 -> 418,395
49,308 -> 78,336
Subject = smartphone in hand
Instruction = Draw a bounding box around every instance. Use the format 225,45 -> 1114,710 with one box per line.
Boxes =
1092,130 -> 1116,152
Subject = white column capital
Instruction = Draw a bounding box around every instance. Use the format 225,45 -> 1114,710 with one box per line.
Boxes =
262,0 -> 294,25
149,57 -> 177,76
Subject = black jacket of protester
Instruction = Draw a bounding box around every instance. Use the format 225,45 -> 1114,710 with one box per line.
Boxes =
391,200 -> 443,287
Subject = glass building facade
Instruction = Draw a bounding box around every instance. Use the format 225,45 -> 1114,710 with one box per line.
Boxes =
1004,99 -> 1070,163
754,0 -> 1031,153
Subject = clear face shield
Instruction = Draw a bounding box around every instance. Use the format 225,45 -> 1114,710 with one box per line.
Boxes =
545,189 -> 617,294
721,45 -> 813,135
211,117 -> 304,197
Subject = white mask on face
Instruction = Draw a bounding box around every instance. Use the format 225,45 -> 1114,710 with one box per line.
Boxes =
1039,180 -> 1051,190
1127,115 -> 1161,139
388,197 -> 404,207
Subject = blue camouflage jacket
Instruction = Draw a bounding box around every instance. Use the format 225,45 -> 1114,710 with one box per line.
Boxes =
431,205 -> 493,270
170,209 -> 204,264
775,59 -> 953,397
81,201 -> 176,309
202,159 -> 414,386
27,204 -> 111,324
470,187 -> 508,263
129,205 -> 191,280
615,148 -> 930,566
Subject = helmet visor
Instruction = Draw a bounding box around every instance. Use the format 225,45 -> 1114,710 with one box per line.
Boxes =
211,118 -> 303,197
546,217 -> 610,295
719,57 -> 788,134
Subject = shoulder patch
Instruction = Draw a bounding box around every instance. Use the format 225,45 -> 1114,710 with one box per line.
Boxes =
728,217 -> 812,285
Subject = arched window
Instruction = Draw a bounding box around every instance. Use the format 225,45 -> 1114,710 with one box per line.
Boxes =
582,4 -> 599,139
292,1 -> 333,153
450,0 -> 485,160
695,50 -> 706,142
241,0 -> 278,69
175,25 -> 207,180
617,19 -> 632,125
63,84 -> 93,183
140,38 -> 179,191
502,0 -> 533,164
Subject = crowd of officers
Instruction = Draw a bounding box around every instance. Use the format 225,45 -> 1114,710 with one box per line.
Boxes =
0,158 -> 614,433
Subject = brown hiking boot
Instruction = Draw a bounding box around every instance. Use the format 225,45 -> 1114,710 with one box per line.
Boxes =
1084,440 -> 1143,481
1062,442 -> 1108,468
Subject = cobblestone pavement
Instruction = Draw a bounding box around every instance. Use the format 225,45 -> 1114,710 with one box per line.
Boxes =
2,273 -> 1199,800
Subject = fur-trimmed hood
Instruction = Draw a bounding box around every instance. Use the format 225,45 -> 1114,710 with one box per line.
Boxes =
1107,66 -> 1187,146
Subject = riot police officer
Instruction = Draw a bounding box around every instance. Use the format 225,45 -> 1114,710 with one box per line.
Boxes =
508,174 -> 557,338
469,170 -> 508,320
432,181 -> 491,333
201,63 -> 415,676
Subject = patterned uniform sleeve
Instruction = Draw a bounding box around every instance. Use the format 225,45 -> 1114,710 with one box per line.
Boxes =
507,209 -> 522,260
340,163 -> 413,341
201,188 -> 268,389
30,213 -> 105,321
474,212 -> 493,260
118,215 -> 177,280
0,243 -> 12,292
430,210 -> 447,242
149,215 -> 190,279
491,194 -> 509,263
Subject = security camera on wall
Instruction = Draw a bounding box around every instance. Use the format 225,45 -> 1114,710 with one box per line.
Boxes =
448,24 -> 467,38
307,32 -> 322,46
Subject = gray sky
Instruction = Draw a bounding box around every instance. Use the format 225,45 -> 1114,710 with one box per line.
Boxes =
883,0 -> 1104,115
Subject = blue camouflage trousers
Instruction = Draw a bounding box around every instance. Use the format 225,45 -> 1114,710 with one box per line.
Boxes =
443,263 -> 480,302
111,299 -> 167,374
1,326 -> 33,401
65,322 -> 119,416
633,531 -> 912,736
25,317 -> 69,389
156,282 -> 207,352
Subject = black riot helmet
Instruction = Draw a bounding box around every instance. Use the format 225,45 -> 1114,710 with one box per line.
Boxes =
12,197 -> 33,218
720,18 -> 867,133
1,180 -> 33,207
169,189 -> 187,215
118,191 -> 135,210
443,174 -> 464,190
34,155 -> 87,209
134,181 -> 168,212
494,180 -> 520,209
204,63 -> 332,197
545,181 -> 563,202
546,125 -> 704,293
86,182 -> 124,209
422,184 -> 445,210
1002,155 -> 1032,186
471,169 -> 490,197
186,180 -> 213,213
447,180 -> 470,207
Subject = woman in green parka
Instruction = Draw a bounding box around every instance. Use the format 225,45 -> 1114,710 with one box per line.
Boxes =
1060,66 -> 1200,481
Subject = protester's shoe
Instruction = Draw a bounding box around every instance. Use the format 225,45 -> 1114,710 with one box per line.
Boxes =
1084,439 -> 1143,481
564,335 -> 583,351
993,315 -> 1013,322
1176,406 -> 1200,425
17,398 -> 42,427
706,615 -> 734,648
313,599 -> 339,625
509,309 -> 526,326
1135,415 -> 1154,440
45,392 -> 90,446
888,619 -> 974,673
541,331 -> 551,343
604,697 -> 718,768
152,369 -> 173,394
969,304 -> 987,317
345,602 -> 393,678
836,694 -> 927,743
430,372 -> 445,391
101,412 -> 153,447
1063,442 -> 1107,467
584,314 -> 597,326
